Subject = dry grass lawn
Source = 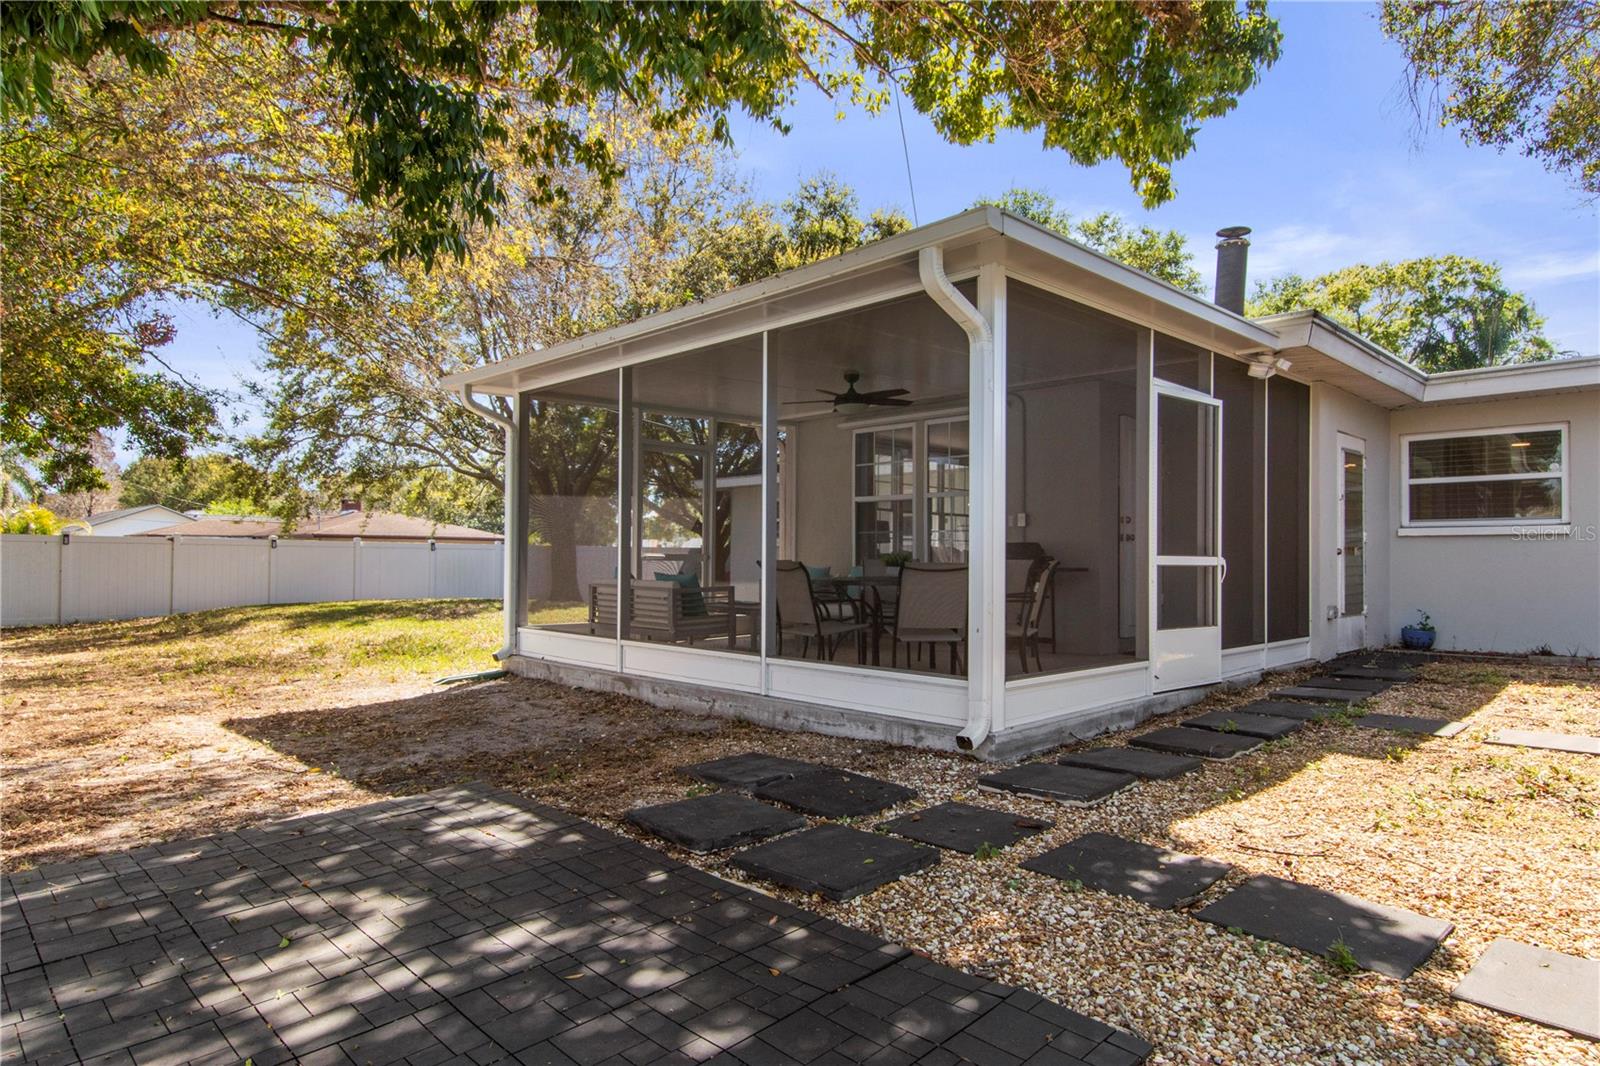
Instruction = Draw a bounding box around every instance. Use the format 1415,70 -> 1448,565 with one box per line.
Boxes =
3,603 -> 1597,1064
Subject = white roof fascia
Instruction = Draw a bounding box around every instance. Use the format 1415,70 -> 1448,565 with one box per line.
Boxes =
443,206 -> 1292,396
441,209 -> 999,394
1255,310 -> 1427,403
994,213 -> 1282,354
1420,355 -> 1600,404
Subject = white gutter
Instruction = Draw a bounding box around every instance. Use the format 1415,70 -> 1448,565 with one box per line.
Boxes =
919,245 -> 995,752
457,385 -> 521,661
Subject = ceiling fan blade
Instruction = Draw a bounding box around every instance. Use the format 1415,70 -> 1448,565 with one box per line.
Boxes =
815,389 -> 845,398
856,388 -> 910,401
782,399 -> 835,408
867,397 -> 914,407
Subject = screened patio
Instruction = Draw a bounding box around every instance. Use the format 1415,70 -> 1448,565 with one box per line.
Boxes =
450,210 -> 1314,754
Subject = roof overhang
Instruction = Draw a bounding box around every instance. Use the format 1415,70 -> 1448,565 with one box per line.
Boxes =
1419,355 -> 1600,405
1254,310 -> 1427,408
1256,310 -> 1600,408
442,207 -> 1282,396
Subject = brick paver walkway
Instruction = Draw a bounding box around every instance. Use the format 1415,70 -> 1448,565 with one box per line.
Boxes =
2,787 -> 1149,1065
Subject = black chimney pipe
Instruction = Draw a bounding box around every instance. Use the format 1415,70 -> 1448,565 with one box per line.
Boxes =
1213,226 -> 1251,314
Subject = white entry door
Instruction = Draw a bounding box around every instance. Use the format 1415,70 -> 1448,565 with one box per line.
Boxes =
1151,383 -> 1224,692
1336,433 -> 1367,653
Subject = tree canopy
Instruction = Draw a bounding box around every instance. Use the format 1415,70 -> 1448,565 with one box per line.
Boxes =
3,1 -> 1282,264
1247,256 -> 1558,372
973,188 -> 1204,293
1383,0 -> 1599,199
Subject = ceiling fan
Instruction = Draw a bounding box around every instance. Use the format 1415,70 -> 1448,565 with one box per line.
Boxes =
783,371 -> 912,416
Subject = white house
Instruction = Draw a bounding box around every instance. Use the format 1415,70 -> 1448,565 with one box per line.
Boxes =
444,208 -> 1600,759
84,504 -> 194,537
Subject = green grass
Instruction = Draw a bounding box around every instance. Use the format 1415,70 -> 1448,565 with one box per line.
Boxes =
1,598 -> 580,688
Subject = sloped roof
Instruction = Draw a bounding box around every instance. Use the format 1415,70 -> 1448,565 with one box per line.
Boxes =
86,504 -> 192,526
136,510 -> 500,541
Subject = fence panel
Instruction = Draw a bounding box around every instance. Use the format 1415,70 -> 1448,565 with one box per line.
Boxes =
172,538 -> 271,614
2,534 -> 523,626
0,535 -> 62,626
60,537 -> 172,622
269,540 -> 356,604
435,543 -> 502,599
356,541 -> 433,600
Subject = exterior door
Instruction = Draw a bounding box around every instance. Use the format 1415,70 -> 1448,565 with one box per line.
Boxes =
1336,433 -> 1366,653
1151,383 -> 1224,691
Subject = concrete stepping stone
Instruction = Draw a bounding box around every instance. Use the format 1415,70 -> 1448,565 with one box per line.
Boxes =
1331,665 -> 1415,682
877,802 -> 1051,855
1184,708 -> 1304,740
679,752 -> 819,789
1271,686 -> 1366,704
753,768 -> 916,818
1234,699 -> 1340,722
1352,713 -> 1467,738
1451,939 -> 1600,1040
1303,675 -> 1392,693
977,763 -> 1136,806
1058,747 -> 1202,780
1486,729 -> 1600,755
730,823 -> 937,901
623,793 -> 805,853
1195,874 -> 1452,978
1022,832 -> 1232,909
1129,726 -> 1261,760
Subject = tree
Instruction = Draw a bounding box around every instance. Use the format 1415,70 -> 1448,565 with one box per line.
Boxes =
119,453 -> 272,513
4,2 -> 1282,264
974,188 -> 1204,293
1,32 -> 351,494
39,435 -> 124,518
1247,256 -> 1558,371
1383,1 -> 1599,199
0,504 -> 90,535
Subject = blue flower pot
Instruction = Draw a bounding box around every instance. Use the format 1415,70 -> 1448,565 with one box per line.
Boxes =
1400,625 -> 1435,650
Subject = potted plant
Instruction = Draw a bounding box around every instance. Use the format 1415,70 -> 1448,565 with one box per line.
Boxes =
881,550 -> 912,572
1400,610 -> 1436,650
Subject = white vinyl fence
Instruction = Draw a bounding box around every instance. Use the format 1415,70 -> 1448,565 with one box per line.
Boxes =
0,534 -> 504,627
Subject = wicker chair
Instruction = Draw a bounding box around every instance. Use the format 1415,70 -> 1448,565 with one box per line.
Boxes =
1007,559 -> 1057,673
892,562 -> 967,674
776,561 -> 869,661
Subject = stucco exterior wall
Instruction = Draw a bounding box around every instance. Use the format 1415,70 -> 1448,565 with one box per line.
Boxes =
1386,392 -> 1599,657
789,416 -> 854,571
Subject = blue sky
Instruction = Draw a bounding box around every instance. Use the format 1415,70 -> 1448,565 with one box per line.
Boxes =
149,2 -> 1598,459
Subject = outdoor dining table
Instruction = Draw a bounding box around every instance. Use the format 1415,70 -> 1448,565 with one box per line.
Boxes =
821,574 -> 903,666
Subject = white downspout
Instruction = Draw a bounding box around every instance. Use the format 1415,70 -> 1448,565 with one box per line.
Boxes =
457,384 -> 522,661
919,245 -> 995,751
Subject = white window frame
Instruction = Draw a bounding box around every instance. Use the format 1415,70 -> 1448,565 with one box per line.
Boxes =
1399,422 -> 1569,533
851,423 -> 916,566
924,416 -> 971,563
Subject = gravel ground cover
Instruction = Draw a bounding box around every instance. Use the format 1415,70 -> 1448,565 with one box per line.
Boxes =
4,608 -> 1596,1064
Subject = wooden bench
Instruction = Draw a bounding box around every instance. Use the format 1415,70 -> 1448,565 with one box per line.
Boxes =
587,581 -> 738,646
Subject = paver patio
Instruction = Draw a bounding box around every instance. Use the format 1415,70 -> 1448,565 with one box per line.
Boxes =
1,786 -> 1150,1065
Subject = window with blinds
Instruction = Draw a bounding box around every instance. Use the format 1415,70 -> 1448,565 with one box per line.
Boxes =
1402,425 -> 1566,526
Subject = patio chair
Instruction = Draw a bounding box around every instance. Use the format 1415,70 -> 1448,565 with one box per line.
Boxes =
775,560 -> 869,662
892,562 -> 967,674
1007,558 -> 1057,674
587,579 -> 737,645
1005,557 -> 1036,624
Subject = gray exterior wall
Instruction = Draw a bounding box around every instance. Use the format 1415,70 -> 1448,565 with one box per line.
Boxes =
1386,392 -> 1599,657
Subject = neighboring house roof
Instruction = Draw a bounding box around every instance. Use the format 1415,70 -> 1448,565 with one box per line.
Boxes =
86,504 -> 193,527
443,207 -> 1598,412
136,510 -> 501,542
